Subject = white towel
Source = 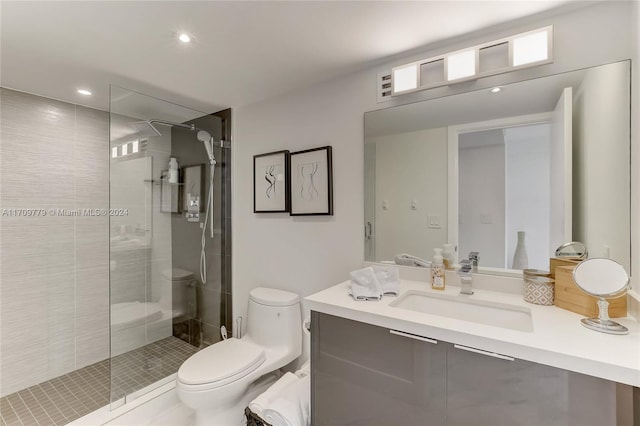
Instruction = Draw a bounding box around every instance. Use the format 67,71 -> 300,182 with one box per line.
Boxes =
295,360 -> 310,378
372,265 -> 400,296
394,253 -> 430,268
349,267 -> 383,301
248,372 -> 298,419
263,375 -> 311,426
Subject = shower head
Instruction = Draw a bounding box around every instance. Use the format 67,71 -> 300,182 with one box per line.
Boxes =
196,130 -> 211,143
129,119 -> 195,138
197,130 -> 216,165
130,120 -> 162,137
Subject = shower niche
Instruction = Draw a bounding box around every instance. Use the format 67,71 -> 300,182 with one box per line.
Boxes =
109,86 -> 232,407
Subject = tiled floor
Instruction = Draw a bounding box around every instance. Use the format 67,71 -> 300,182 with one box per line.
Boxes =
0,337 -> 198,426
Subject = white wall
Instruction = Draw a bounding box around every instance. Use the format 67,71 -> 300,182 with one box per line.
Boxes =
233,2 -> 639,332
572,62 -> 631,269
0,89 -> 109,396
368,128 -> 448,262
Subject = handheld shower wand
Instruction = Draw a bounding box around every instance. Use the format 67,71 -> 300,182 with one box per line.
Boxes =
196,131 -> 216,284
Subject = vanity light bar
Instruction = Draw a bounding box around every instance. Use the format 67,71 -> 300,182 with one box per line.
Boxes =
391,26 -> 553,96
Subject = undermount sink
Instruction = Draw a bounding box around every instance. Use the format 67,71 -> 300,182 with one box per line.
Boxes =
390,290 -> 533,332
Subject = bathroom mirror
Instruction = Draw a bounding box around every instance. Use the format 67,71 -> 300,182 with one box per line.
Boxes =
572,258 -> 630,334
364,60 -> 631,274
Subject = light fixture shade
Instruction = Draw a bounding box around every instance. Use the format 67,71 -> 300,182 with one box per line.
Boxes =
393,64 -> 418,93
512,30 -> 549,67
447,50 -> 476,81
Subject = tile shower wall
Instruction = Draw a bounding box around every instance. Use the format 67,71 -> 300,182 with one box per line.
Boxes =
0,88 -> 109,397
171,112 -> 231,347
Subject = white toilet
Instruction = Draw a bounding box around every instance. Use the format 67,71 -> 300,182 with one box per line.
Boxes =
176,287 -> 302,425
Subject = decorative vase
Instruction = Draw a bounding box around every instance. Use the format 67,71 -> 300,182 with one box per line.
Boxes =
512,231 -> 529,270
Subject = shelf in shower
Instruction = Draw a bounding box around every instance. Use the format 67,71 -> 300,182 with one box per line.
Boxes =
144,179 -> 184,186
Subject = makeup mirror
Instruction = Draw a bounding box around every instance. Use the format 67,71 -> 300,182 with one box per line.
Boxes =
555,241 -> 587,259
572,258 -> 630,335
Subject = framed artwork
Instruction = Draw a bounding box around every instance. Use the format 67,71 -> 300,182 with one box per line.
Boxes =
290,146 -> 333,216
254,150 -> 290,213
181,164 -> 205,213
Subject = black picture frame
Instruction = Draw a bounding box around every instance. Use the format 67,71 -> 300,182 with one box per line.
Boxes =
253,150 -> 290,213
289,146 -> 333,216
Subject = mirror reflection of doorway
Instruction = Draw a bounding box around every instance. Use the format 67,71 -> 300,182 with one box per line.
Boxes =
458,123 -> 552,270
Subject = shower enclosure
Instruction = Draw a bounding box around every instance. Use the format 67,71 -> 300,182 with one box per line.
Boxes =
109,86 -> 232,407
0,85 -> 230,424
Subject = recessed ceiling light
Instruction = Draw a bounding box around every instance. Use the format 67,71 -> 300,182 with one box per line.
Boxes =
490,87 -> 502,93
178,33 -> 191,43
77,89 -> 92,96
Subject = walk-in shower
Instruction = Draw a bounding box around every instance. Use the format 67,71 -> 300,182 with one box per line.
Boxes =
0,84 -> 232,424
129,119 -> 227,284
109,86 -> 233,410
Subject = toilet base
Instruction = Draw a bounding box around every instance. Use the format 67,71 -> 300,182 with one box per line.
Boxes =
192,372 -> 279,426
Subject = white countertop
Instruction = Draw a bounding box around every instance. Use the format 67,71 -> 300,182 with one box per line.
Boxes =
305,279 -> 640,387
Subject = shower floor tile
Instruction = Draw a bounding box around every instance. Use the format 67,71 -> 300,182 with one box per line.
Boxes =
0,336 -> 198,426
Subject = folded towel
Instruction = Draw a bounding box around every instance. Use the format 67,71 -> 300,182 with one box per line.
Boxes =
372,265 -> 400,296
263,375 -> 311,426
248,372 -> 298,419
394,253 -> 430,268
349,267 -> 383,300
296,360 -> 310,378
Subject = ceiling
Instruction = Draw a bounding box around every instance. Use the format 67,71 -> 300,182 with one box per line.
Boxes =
1,1 -> 578,114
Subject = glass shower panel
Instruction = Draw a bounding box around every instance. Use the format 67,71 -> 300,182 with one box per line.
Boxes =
109,86 -> 224,406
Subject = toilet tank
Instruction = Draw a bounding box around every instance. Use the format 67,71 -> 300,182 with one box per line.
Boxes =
245,287 -> 301,351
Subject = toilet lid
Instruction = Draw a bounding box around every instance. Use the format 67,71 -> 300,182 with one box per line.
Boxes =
177,338 -> 265,386
250,287 -> 300,307
162,268 -> 194,281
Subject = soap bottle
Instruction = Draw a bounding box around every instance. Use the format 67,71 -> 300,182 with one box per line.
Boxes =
431,248 -> 445,290
442,243 -> 455,270
168,157 -> 179,184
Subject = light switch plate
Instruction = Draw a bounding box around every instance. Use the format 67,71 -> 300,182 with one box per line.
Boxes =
428,215 -> 441,229
480,214 -> 493,224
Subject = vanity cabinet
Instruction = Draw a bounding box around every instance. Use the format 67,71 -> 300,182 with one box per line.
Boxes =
446,343 -> 616,426
312,312 -> 620,426
311,311 -> 447,425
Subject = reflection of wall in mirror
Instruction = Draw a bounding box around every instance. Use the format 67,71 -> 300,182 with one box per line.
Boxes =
572,62 -> 630,270
367,127 -> 448,261
364,143 -> 376,261
504,124 -> 550,270
458,124 -> 551,271
459,129 -> 506,268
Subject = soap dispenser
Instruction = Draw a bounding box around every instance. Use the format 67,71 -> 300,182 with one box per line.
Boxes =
431,248 -> 445,290
168,157 -> 179,184
442,243 -> 455,270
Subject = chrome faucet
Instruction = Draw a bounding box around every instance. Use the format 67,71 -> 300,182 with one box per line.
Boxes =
468,252 -> 480,273
458,259 -> 474,295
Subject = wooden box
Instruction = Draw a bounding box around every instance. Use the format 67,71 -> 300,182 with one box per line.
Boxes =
554,265 -> 627,318
549,257 -> 582,278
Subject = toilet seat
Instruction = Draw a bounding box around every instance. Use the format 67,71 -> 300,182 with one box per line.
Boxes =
177,338 -> 265,391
